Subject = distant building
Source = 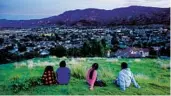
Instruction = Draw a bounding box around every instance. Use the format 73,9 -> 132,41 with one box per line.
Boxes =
107,50 -> 111,57
115,47 -> 149,58
39,50 -> 50,56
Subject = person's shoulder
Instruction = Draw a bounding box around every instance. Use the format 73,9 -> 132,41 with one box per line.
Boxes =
94,70 -> 97,74
126,68 -> 132,73
57,67 -> 63,71
125,68 -> 134,77
56,68 -> 59,71
119,69 -> 128,75
127,68 -> 131,71
65,67 -> 69,69
65,67 -> 71,71
119,69 -> 124,74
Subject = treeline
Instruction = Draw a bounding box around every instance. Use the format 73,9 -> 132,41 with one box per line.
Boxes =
0,37 -> 170,64
0,39 -> 109,64
50,39 -> 109,57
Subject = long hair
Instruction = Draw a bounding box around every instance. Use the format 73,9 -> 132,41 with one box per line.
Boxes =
89,63 -> 99,79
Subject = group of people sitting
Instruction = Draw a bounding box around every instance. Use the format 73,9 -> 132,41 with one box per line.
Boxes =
41,61 -> 140,91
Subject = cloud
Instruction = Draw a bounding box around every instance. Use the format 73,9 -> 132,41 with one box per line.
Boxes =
0,0 -> 169,20
124,0 -> 170,7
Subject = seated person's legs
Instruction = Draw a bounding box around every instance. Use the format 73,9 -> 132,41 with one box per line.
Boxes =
113,79 -> 119,87
94,80 -> 106,87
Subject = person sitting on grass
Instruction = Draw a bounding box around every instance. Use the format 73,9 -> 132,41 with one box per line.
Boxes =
114,62 -> 140,91
56,61 -> 71,85
86,63 -> 106,90
42,66 -> 57,85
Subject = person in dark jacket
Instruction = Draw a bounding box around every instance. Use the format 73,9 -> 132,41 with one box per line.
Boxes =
42,66 -> 57,85
56,61 -> 71,85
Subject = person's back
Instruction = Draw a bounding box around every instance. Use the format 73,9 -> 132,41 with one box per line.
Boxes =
42,66 -> 56,85
86,63 -> 106,90
117,68 -> 134,87
115,62 -> 140,91
86,68 -> 97,86
56,67 -> 70,84
56,61 -> 70,85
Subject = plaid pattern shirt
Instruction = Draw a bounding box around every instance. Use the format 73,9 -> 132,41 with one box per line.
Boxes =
42,71 -> 57,85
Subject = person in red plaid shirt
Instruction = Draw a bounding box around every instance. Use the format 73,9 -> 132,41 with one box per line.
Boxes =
42,66 -> 57,85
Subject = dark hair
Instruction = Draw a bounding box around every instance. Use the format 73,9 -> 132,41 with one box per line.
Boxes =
44,66 -> 54,73
89,63 -> 99,79
60,61 -> 66,67
121,62 -> 128,69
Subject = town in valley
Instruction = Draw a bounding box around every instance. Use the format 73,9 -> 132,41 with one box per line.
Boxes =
0,24 -> 170,64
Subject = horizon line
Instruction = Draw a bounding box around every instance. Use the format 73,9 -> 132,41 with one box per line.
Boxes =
0,5 -> 170,21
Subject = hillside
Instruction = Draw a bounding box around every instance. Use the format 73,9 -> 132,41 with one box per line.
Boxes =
0,57 -> 170,95
0,6 -> 170,28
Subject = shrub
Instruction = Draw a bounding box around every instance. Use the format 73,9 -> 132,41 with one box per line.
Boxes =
9,76 -> 42,93
135,74 -> 149,80
160,64 -> 170,70
99,68 -> 114,80
50,46 -> 67,57
70,64 -> 87,79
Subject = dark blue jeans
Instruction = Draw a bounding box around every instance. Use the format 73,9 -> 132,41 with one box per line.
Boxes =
113,80 -> 119,87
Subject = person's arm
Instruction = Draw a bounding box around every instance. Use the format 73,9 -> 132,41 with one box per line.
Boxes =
118,73 -> 126,91
56,70 -> 58,83
54,71 -> 58,84
68,69 -> 71,81
131,73 -> 140,88
90,71 -> 97,90
42,72 -> 47,84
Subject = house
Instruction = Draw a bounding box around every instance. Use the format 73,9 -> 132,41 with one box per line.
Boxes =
115,47 -> 149,58
39,49 -> 50,57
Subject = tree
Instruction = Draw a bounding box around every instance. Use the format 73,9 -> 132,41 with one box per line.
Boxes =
81,39 -> 106,57
18,44 -> 26,52
111,35 -> 119,52
24,51 -> 39,59
81,41 -> 91,56
0,38 -> 4,44
101,39 -> 106,48
50,46 -> 67,57
67,47 -> 81,57
149,47 -> 157,56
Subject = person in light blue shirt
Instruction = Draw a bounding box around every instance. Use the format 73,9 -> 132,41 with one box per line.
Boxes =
114,62 -> 140,91
56,61 -> 71,85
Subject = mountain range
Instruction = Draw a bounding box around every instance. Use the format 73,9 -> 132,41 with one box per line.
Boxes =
0,6 -> 170,28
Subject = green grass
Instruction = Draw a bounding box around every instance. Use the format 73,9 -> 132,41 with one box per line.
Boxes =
0,57 -> 170,95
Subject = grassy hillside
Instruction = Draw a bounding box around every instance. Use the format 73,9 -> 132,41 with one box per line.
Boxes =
0,56 -> 170,95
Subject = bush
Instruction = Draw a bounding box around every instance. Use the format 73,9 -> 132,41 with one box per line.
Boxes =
24,51 -> 39,59
160,64 -> 170,70
70,64 -> 87,79
50,46 -> 67,57
81,39 -> 106,57
99,68 -> 114,80
9,76 -> 42,93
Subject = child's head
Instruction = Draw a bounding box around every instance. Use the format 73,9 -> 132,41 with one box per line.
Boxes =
92,63 -> 99,70
121,62 -> 128,69
59,61 -> 66,67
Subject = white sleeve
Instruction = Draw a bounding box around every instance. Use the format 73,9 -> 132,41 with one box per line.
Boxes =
131,73 -> 140,88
